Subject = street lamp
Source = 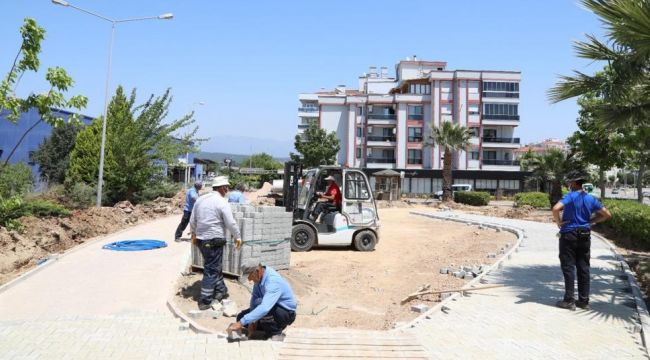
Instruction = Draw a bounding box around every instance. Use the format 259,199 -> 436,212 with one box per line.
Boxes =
184,102 -> 205,185
51,0 -> 173,206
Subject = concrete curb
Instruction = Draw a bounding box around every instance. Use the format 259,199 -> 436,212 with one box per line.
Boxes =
395,210 -> 524,331
0,214 -> 179,295
592,232 -> 650,355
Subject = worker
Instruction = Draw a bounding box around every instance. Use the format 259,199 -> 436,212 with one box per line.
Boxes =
174,180 -> 202,242
228,183 -> 248,204
226,260 -> 297,341
552,174 -> 611,311
190,176 -> 242,310
310,175 -> 342,222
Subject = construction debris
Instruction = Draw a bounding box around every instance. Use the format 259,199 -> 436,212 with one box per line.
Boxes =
222,299 -> 238,317
401,284 -> 505,304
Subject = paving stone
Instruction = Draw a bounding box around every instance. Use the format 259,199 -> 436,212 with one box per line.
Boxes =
411,304 -> 429,313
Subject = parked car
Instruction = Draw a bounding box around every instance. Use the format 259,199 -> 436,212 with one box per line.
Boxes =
582,183 -> 594,193
433,184 -> 473,200
643,191 -> 650,198
611,188 -> 620,194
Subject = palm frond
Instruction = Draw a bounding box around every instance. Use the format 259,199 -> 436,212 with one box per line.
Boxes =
573,34 -> 620,60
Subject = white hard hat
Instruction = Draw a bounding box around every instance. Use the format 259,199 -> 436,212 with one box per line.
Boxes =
212,176 -> 230,188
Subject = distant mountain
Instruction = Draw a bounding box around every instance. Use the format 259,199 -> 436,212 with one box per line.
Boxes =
196,151 -> 289,166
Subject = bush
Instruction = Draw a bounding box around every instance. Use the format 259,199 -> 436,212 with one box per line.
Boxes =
66,182 -> 96,209
0,196 -> 25,229
600,199 -> 650,245
0,163 -> 33,198
132,180 -> 182,204
514,192 -> 550,208
454,191 -> 490,206
23,198 -> 70,217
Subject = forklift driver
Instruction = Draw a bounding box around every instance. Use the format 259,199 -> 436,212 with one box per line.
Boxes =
310,175 -> 342,223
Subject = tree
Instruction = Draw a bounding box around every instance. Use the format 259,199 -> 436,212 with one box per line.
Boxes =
568,93 -> 627,198
522,149 -> 587,207
290,123 -> 340,167
32,122 -> 82,184
427,121 -> 472,202
1,18 -> 87,167
66,86 -> 200,204
241,153 -> 283,170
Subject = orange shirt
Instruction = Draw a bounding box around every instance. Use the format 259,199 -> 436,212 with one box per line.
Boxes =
325,183 -> 342,207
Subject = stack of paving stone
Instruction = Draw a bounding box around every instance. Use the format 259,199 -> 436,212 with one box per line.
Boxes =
192,204 -> 293,277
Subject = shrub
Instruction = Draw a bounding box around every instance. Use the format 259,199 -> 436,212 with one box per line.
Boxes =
600,199 -> 650,245
454,191 -> 490,206
0,196 -> 25,229
66,182 -> 96,209
514,192 -> 550,208
0,163 -> 33,198
132,180 -> 183,204
23,198 -> 70,217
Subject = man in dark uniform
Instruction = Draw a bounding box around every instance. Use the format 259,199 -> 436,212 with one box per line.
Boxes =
552,174 -> 611,310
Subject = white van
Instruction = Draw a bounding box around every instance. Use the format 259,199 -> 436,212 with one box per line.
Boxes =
433,184 -> 473,199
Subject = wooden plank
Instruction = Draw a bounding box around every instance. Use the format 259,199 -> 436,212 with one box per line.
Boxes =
400,284 -> 505,304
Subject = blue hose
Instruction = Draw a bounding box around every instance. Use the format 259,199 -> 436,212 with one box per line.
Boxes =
102,240 -> 167,251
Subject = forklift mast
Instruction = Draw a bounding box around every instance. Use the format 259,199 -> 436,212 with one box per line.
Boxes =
282,161 -> 303,212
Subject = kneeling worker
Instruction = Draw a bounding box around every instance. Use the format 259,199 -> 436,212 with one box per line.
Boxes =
226,261 -> 297,340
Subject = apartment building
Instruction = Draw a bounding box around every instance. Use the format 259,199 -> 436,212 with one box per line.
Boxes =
297,57 -> 528,195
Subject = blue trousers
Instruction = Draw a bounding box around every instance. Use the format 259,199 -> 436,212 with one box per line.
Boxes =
198,238 -> 227,304
174,211 -> 191,239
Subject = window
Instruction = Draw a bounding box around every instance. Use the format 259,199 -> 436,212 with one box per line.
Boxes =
345,171 -> 370,200
483,103 -> 519,120
483,129 -> 497,138
468,104 -> 479,115
356,147 -> 362,159
408,83 -> 431,95
408,149 -> 423,164
468,81 -> 479,94
358,107 -> 365,115
356,127 -> 363,137
442,104 -> 452,114
482,82 -> 519,98
408,127 -> 423,142
470,151 -> 479,160
483,151 -> 497,160
468,127 -> 480,137
408,105 -> 423,120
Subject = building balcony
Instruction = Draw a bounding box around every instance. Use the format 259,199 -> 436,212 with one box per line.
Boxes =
368,114 -> 397,120
482,92 -> 519,98
408,137 -> 423,143
367,135 -> 396,142
367,157 -> 396,164
482,137 -> 520,148
482,114 -> 520,120
407,114 -> 423,121
298,107 -> 319,112
297,124 -> 310,129
482,159 -> 520,166
367,135 -> 396,147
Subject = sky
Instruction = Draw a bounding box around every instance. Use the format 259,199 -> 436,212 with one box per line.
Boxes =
1,0 -> 604,157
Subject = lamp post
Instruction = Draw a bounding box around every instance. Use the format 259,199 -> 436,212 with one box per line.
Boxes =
51,0 -> 173,206
185,102 -> 205,185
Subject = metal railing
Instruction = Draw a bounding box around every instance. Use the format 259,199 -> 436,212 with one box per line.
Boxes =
482,137 -> 520,144
368,114 -> 397,120
367,136 -> 396,142
482,159 -> 520,166
482,114 -> 520,120
482,92 -> 519,98
408,136 -> 423,142
408,114 -> 423,120
298,107 -> 319,112
366,157 -> 396,163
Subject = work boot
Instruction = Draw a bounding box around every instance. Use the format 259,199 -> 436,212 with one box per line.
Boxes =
214,292 -> 229,302
556,300 -> 576,311
198,301 -> 212,311
576,300 -> 590,310
174,237 -> 182,243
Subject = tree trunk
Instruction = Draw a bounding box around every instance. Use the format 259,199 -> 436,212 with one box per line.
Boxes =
599,167 -> 606,199
638,156 -> 646,203
550,180 -> 562,208
442,150 -> 453,202
2,118 -> 44,167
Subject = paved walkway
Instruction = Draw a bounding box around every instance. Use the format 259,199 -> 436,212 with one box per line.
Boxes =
411,211 -> 648,359
0,211 -> 647,359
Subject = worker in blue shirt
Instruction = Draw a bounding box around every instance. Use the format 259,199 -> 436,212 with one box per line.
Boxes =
552,174 -> 611,311
174,180 -> 202,242
227,261 -> 297,340
227,183 -> 248,204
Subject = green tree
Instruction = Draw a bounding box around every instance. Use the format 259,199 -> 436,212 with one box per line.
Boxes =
32,122 -> 82,184
241,153 -> 283,170
1,18 -> 87,166
523,149 -> 586,207
0,163 -> 33,198
66,86 -> 200,204
568,93 -> 627,198
290,123 -> 340,167
427,121 -> 472,202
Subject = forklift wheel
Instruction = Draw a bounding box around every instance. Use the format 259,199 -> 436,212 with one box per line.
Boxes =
291,224 -> 316,252
353,230 -> 377,252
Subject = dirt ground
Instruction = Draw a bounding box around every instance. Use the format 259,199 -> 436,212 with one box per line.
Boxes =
173,206 -> 516,331
0,192 -> 186,285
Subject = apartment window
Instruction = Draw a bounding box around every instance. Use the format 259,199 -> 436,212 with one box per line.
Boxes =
468,104 -> 479,115
356,147 -> 362,159
408,105 -> 423,120
408,127 -> 423,142
483,129 -> 497,138
441,81 -> 451,93
442,104 -> 452,114
468,127 -> 479,137
483,103 -> 518,120
358,107 -> 365,115
356,127 -> 363,137
470,151 -> 479,160
409,83 -> 431,95
468,81 -> 479,94
482,82 -> 519,98
483,151 -> 497,160
408,149 -> 423,164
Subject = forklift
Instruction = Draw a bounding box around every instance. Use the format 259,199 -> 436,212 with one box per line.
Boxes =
281,161 -> 380,252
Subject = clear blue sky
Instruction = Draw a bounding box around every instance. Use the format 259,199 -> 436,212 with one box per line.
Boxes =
1,0 -> 603,157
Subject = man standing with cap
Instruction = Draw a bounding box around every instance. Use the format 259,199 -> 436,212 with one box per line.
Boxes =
311,175 -> 341,222
552,173 -> 611,310
175,180 -> 203,242
226,260 -> 297,341
190,176 -> 242,310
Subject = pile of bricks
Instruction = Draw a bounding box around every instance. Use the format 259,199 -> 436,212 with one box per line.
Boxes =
192,204 -> 294,277
439,264 -> 486,279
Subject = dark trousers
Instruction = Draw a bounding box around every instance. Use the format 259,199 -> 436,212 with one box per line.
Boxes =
174,211 -> 191,239
559,231 -> 591,303
312,202 -> 337,219
236,304 -> 296,337
198,238 -> 227,304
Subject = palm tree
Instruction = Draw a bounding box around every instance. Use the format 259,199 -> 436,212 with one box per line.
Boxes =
428,121 -> 472,202
522,149 -> 587,207
548,0 -> 650,202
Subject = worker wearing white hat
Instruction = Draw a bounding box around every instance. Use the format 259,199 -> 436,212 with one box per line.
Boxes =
190,176 -> 242,310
